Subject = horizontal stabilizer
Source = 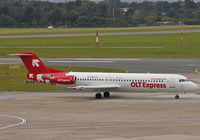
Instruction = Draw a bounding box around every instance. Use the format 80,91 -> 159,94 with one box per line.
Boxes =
5,53 -> 33,56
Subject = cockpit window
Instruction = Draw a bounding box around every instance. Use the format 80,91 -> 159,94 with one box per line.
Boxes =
179,79 -> 190,82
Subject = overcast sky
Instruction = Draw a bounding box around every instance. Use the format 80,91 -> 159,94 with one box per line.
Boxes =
43,0 -> 200,3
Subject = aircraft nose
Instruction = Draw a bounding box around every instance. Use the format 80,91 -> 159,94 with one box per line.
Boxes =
191,82 -> 199,90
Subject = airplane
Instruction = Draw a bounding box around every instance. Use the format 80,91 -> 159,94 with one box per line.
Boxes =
5,52 -> 198,99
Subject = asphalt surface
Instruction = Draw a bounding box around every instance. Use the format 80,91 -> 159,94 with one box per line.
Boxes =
1,91 -> 200,140
1,57 -> 200,73
0,29 -> 200,38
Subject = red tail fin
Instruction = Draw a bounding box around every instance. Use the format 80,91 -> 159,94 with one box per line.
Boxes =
7,52 -> 50,74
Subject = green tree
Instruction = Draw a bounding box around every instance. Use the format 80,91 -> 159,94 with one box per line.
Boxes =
0,14 -> 16,26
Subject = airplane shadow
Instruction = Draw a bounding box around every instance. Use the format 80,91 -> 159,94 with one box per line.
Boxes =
52,94 -> 183,101
39,90 -> 200,101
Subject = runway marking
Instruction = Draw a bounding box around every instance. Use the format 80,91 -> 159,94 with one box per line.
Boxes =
152,66 -> 192,73
141,59 -> 195,62
73,58 -> 140,61
48,61 -> 113,63
195,68 -> 200,74
0,115 -> 26,130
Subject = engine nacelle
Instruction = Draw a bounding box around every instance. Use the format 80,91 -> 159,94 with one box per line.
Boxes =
53,75 -> 76,84
27,73 -> 76,85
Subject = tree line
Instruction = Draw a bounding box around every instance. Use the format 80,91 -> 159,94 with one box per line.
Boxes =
0,0 -> 200,27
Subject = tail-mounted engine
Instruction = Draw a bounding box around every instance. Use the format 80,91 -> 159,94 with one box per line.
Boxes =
54,75 -> 76,84
27,73 -> 76,85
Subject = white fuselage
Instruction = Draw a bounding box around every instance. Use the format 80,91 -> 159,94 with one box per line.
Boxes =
58,72 -> 198,93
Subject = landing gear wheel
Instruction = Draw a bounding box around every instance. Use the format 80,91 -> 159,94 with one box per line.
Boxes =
104,92 -> 110,98
175,95 -> 179,99
96,93 -> 102,99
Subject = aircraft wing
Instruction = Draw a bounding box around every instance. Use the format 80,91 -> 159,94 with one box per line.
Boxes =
72,85 -> 121,90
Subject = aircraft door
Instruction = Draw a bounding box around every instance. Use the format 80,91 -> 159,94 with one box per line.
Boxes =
170,79 -> 176,88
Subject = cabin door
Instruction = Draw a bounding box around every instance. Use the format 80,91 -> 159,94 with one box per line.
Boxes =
170,79 -> 176,88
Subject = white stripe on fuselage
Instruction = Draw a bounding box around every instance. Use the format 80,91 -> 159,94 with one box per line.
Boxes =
63,72 -> 190,93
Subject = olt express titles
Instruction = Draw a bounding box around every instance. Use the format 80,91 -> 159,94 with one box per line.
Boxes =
131,82 -> 166,89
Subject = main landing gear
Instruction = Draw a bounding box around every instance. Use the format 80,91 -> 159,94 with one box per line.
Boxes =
95,92 -> 110,99
175,94 -> 179,99
104,91 -> 110,98
95,93 -> 102,99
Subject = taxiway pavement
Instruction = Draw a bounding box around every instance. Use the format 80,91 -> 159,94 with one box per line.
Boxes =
1,90 -> 200,140
0,29 -> 200,38
1,57 -> 200,73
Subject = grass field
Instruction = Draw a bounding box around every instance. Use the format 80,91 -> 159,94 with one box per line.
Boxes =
0,65 -> 124,91
0,25 -> 200,35
1,32 -> 200,58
